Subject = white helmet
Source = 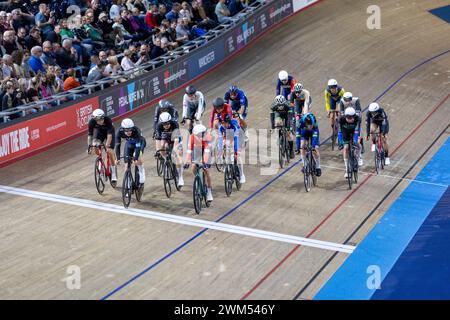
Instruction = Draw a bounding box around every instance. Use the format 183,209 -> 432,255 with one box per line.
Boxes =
192,124 -> 207,135
159,112 -> 171,123
121,118 -> 134,129
328,79 -> 338,87
92,109 -> 105,119
344,107 -> 356,117
275,95 -> 286,104
278,70 -> 288,81
343,92 -> 353,101
369,102 -> 380,112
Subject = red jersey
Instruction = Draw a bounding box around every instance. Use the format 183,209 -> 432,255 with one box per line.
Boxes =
209,103 -> 233,129
185,132 -> 212,165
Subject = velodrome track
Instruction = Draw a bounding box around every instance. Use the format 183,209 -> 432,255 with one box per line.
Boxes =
1,0 -> 449,299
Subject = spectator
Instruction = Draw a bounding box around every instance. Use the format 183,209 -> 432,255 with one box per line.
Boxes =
26,75 -> 41,103
166,3 -> 181,23
98,50 -> 108,64
155,4 -> 167,27
28,46 -> 46,74
71,15 -> 94,58
1,53 -> 16,78
90,0 -> 103,20
16,26 -> 26,48
109,0 -> 124,21
150,37 -> 166,59
16,49 -> 34,78
0,11 -> 11,33
166,20 -> 180,49
112,15 -> 138,41
10,9 -> 33,33
7,1 -> 35,26
104,55 -> 122,77
84,15 -> 106,48
139,43 -> 150,61
35,3 -> 57,42
55,39 -> 78,70
24,27 -> 42,51
228,0 -> 245,16
1,30 -> 17,55
215,0 -> 232,24
132,0 -> 146,13
179,2 -> 193,22
38,73 -> 55,99
145,4 -> 159,29
175,17 -> 192,45
86,60 -> 107,84
97,11 -> 114,36
63,68 -> 81,91
121,48 -> 146,71
130,7 -> 152,39
1,82 -> 20,120
191,0 -> 217,30
40,40 -> 57,67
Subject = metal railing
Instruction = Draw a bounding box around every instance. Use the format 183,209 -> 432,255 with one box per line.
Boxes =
1,2 -> 264,123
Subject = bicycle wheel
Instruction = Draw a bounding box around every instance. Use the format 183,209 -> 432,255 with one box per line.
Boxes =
311,155 -> 317,187
193,174 -> 202,214
122,170 -> 133,208
134,166 -> 144,202
163,160 -> 172,198
304,154 -> 312,192
352,153 -> 359,184
156,155 -> 164,177
347,155 -> 353,190
233,163 -> 241,191
224,165 -> 233,197
375,149 -> 380,175
285,134 -> 291,164
203,170 -> 211,207
278,133 -> 285,168
94,157 -> 106,194
109,165 -> 117,188
172,162 -> 181,191
215,146 -> 225,172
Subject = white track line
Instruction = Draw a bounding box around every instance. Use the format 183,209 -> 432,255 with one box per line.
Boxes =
320,165 -> 448,188
0,185 -> 355,254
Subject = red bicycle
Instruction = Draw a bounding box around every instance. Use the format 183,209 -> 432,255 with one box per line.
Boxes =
89,144 -> 117,194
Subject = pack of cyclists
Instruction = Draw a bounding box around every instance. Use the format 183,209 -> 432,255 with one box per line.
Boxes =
86,72 -> 391,209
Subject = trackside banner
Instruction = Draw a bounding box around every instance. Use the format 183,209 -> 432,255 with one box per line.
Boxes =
0,0 -> 320,167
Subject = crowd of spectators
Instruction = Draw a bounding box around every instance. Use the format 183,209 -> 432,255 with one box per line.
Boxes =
0,0 -> 254,122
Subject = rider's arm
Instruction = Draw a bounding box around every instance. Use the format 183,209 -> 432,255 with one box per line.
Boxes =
365,112 -> 371,137
276,80 -> 281,96
114,129 -> 122,159
203,136 -> 212,165
354,118 -> 361,144
182,94 -> 188,119
196,91 -> 205,121
209,108 -> 216,129
303,90 -> 311,114
185,134 -> 193,163
87,119 -> 95,145
339,87 -> 346,98
337,118 -> 343,144
240,91 -> 247,108
224,91 -> 230,104
324,90 -> 331,113
105,119 -> 114,147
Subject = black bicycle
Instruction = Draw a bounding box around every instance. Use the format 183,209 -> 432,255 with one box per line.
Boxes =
373,130 -> 386,175
330,111 -> 340,151
224,146 -> 241,197
156,146 -> 181,198
346,139 -> 359,190
192,163 -> 211,214
277,126 -> 291,168
214,141 -> 225,172
303,144 -> 318,192
121,156 -> 144,208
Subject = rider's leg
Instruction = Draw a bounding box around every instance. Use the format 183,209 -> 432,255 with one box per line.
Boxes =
174,139 -> 184,186
312,132 -> 321,175
370,123 -> 378,151
300,138 -> 307,170
205,169 -> 213,201
107,147 -> 118,181
343,143 -> 349,177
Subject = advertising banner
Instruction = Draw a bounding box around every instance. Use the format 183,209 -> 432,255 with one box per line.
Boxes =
0,97 -> 98,166
188,40 -> 226,79
292,0 -> 319,13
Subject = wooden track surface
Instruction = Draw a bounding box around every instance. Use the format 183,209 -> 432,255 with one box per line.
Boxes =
0,0 -> 449,299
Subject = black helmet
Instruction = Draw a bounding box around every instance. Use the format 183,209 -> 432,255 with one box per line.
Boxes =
213,97 -> 224,109
158,99 -> 168,108
229,85 -> 238,93
185,85 -> 196,95
162,100 -> 174,110
223,113 -> 232,123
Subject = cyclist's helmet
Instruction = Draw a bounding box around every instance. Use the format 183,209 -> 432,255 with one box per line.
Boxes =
327,79 -> 338,88
294,83 -> 303,93
159,112 -> 171,124
278,70 -> 288,82
229,85 -> 238,93
369,102 -> 380,113
92,109 -> 105,120
303,113 -> 315,126
275,95 -> 286,104
343,92 -> 353,102
213,97 -> 224,109
344,107 -> 356,117
158,99 -> 168,108
185,85 -> 196,95
223,113 -> 232,124
192,124 -> 207,135
121,118 -> 134,129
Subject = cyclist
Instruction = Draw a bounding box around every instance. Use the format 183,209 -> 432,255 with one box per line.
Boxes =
270,95 -> 295,159
290,83 -> 312,118
339,92 -> 365,154
276,70 -> 297,100
153,99 -> 179,138
338,107 -> 362,178
224,85 -> 249,135
218,114 -> 246,184
182,85 -> 205,133
155,112 -> 184,187
324,79 -> 346,135
115,118 -> 147,185
184,124 -> 214,202
209,97 -> 232,130
87,109 -> 117,182
366,102 -> 390,165
297,113 -> 321,177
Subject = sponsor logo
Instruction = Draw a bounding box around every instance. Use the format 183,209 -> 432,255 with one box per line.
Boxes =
163,68 -> 187,88
237,23 -> 255,45
118,89 -> 145,107
0,127 -> 30,158
198,51 -> 215,68
31,129 -> 40,141
46,122 -> 67,133
101,96 -> 115,117
76,103 -> 93,129
260,13 -> 268,29
227,36 -> 235,53
269,3 -> 291,19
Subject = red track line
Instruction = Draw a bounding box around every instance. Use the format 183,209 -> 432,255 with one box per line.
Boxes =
240,92 -> 450,300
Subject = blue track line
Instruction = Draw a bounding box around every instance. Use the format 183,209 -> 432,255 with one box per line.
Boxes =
100,49 -> 450,300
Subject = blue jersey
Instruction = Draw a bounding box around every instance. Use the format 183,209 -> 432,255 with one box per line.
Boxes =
219,119 -> 240,153
299,113 -> 319,131
224,88 -> 248,118
296,113 -> 320,149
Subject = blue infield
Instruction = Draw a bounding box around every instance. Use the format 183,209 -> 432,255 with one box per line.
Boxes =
429,5 -> 450,24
